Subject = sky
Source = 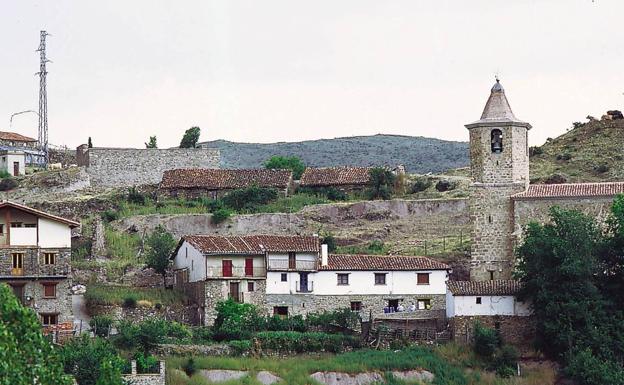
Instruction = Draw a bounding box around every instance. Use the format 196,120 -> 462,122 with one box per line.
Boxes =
0,0 -> 622,149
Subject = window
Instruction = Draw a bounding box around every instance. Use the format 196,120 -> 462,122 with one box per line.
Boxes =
476,297 -> 482,304
9,284 -> 24,304
41,313 -> 58,326
273,306 -> 288,318
222,260 -> 232,277
491,129 -> 503,153
337,273 -> 349,285
10,222 -> 23,228
247,282 -> 255,292
11,253 -> 24,269
191,259 -> 194,271
417,273 -> 430,285
43,283 -> 57,298
417,299 -> 431,310
374,273 -> 387,285
185,247 -> 188,258
489,271 -> 495,281
288,252 -> 296,269
0,224 -> 4,234
24,223 -> 37,228
43,253 -> 56,265
350,301 -> 362,311
281,273 -> 287,282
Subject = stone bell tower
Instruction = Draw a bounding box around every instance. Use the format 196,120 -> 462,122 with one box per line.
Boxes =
466,79 -> 531,280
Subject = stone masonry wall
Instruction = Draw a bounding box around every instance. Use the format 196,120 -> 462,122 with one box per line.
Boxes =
122,361 -> 165,385
450,315 -> 535,349
84,147 -> 220,187
201,279 -> 267,326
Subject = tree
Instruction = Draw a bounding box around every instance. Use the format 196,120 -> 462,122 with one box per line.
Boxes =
263,155 -> 306,179
59,335 -> 124,385
145,136 -> 157,149
88,137 -> 93,148
145,225 -> 177,285
367,167 -> 396,200
0,283 -> 72,385
179,126 -> 200,148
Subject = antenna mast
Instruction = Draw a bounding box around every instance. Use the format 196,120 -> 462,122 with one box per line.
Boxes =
36,30 -> 50,166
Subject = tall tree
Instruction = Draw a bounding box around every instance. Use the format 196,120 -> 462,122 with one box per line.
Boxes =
179,126 -> 200,148
0,283 -> 72,385
263,155 -> 306,179
368,167 -> 396,200
145,136 -> 157,149
145,225 -> 177,285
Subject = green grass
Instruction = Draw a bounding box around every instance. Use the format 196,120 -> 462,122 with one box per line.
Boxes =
84,283 -> 185,307
233,193 -> 330,214
104,225 -> 141,259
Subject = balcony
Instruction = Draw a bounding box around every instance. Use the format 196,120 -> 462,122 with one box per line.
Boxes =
206,266 -> 266,279
295,281 -> 314,293
267,259 -> 317,271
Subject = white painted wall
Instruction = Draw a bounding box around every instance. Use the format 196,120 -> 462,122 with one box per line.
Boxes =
449,293 -> 532,316
172,241 -> 206,282
266,252 -> 317,270
266,269 -> 448,295
38,218 -> 72,248
0,153 -> 25,176
11,228 -> 37,246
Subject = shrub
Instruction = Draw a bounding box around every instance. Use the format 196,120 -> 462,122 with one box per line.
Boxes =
101,210 -> 118,223
213,299 -> 260,341
263,155 -> 306,179
192,327 -> 213,343
307,308 -> 359,331
89,315 -> 115,337
182,357 -> 197,377
59,335 -> 125,385
127,187 -> 146,205
255,331 -> 361,353
211,208 -> 232,224
167,321 -> 192,341
556,153 -> 572,161
228,340 -> 252,355
325,187 -> 348,201
321,233 -> 337,252
544,173 -> 568,184
529,146 -> 543,156
134,352 -> 159,374
0,177 -> 18,191
435,179 -> 456,192
594,164 -> 610,174
566,348 -> 624,385
368,167 -> 396,200
492,345 -> 518,377
367,240 -> 385,253
0,170 -> 11,179
411,177 -> 432,193
222,186 -> 278,212
473,322 -> 499,358
123,295 -> 137,308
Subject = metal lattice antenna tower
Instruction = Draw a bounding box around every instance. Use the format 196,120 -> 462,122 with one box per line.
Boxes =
36,30 -> 50,165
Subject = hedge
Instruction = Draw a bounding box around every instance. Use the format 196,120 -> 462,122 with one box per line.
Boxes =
255,331 -> 361,353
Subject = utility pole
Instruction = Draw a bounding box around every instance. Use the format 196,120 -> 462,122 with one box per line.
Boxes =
36,30 -> 50,166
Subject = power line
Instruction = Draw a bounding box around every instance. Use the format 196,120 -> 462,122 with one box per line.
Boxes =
36,30 -> 50,166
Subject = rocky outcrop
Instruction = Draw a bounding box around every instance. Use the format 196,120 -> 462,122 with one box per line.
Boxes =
310,372 -> 384,385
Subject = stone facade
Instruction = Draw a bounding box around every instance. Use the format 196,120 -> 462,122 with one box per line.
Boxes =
80,147 -> 220,187
0,248 -> 73,324
122,361 -> 165,385
449,315 -> 535,349
264,293 -> 446,320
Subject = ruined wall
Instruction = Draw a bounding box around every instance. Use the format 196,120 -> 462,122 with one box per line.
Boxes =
83,147 -> 220,187
450,315 -> 535,349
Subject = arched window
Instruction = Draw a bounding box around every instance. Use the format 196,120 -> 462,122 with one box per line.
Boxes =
491,129 -> 503,153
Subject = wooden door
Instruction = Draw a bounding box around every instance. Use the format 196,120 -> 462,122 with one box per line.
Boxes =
222,260 -> 233,277
10,284 -> 24,304
299,272 -> 309,292
229,282 -> 240,302
13,162 -> 18,176
245,258 -> 254,276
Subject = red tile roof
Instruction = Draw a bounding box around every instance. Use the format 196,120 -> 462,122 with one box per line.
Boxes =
0,131 -> 37,142
319,254 -> 449,271
182,235 -> 319,255
160,168 -> 292,190
513,182 -> 624,200
447,280 -> 522,296
300,166 -> 372,187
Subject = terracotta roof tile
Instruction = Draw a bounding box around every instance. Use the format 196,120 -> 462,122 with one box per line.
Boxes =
160,168 -> 292,190
513,182 -> 624,200
0,131 -> 37,142
319,254 -> 449,271
300,166 -> 372,187
183,235 -> 319,254
447,280 -> 522,296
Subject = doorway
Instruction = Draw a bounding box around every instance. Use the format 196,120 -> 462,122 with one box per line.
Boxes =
13,162 -> 19,176
229,282 -> 240,302
388,299 -> 399,311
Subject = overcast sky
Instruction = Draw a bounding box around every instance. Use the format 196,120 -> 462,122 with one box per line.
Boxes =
0,0 -> 621,149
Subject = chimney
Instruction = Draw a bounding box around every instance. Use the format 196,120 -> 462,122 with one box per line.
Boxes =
321,244 -> 328,266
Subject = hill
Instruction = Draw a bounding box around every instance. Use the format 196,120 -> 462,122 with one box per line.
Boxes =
530,118 -> 624,183
199,134 -> 469,173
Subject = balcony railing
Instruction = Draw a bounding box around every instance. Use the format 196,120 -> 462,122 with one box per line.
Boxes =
206,267 -> 266,279
267,259 -> 317,271
295,281 -> 314,293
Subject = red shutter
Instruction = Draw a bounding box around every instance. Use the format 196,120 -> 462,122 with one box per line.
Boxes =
245,258 -> 254,276
222,260 -> 233,277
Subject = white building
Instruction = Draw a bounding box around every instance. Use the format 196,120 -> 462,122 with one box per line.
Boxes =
0,150 -> 25,176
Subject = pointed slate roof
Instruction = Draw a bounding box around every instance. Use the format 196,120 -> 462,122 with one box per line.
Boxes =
466,79 -> 531,129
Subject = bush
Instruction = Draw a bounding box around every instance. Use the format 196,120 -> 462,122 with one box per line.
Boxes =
134,352 -> 159,374
89,315 -> 115,337
435,179 -> 456,192
529,146 -> 543,156
321,233 -> 337,252
492,345 -> 518,377
367,240 -> 385,253
255,331 -> 361,353
182,357 -> 197,377
556,153 -> 572,161
0,170 -> 11,179
59,335 -> 125,385
307,308 -> 359,331
473,322 -> 499,358
127,187 -> 146,205
123,295 -> 137,308
213,299 -> 260,341
0,177 -> 18,191
228,340 -> 252,355
263,155 -> 306,179
368,167 -> 396,200
192,327 -> 213,343
544,173 -> 568,184
326,187 -> 348,201
566,348 -> 624,385
222,186 -> 278,212
411,177 -> 432,193
101,210 -> 118,223
211,208 -> 232,224
594,164 -> 610,174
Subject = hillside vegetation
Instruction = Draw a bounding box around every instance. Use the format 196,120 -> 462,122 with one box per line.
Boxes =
200,134 -> 469,173
530,118 -> 624,183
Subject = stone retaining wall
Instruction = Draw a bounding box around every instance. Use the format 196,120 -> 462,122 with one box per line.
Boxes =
450,315 -> 535,348
122,361 -> 165,385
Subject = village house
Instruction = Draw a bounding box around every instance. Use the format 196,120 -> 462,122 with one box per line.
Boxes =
171,234 -> 319,325
446,280 -> 532,347
0,201 -> 79,329
0,131 -> 44,166
159,168 -> 294,199
299,166 -> 373,193
0,150 -> 25,176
